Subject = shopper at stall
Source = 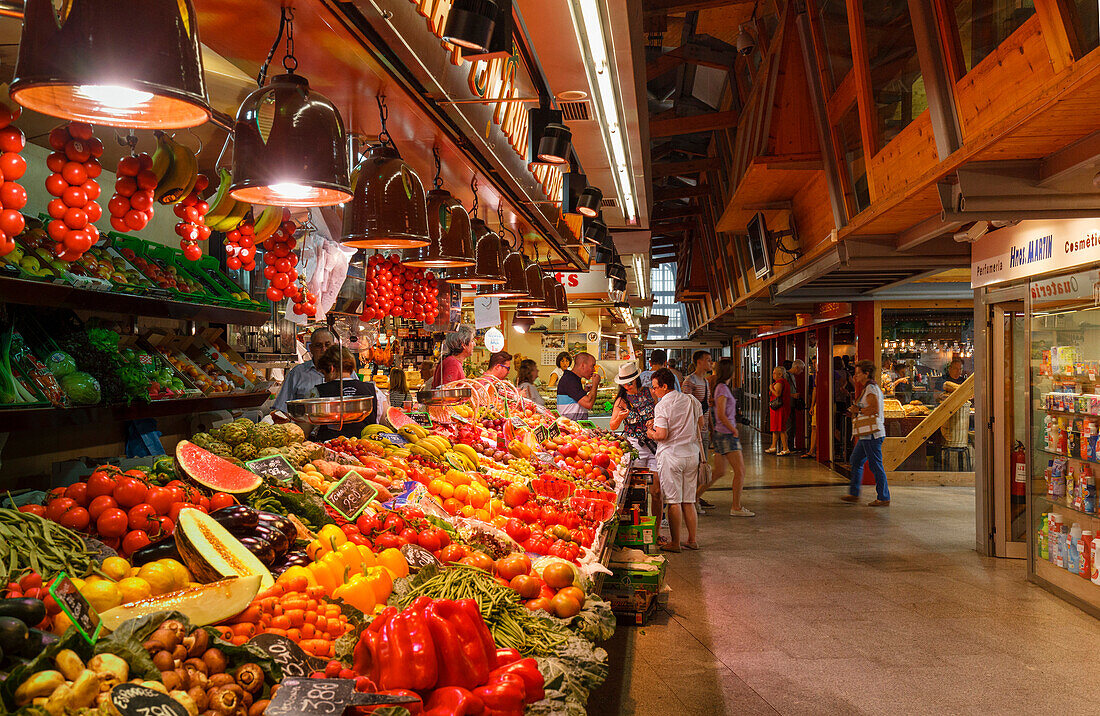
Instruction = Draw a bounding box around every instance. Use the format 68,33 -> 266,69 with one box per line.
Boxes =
682,351 -> 715,509
557,351 -> 600,420
841,360 -> 890,506
482,351 -> 512,380
766,365 -> 791,455
388,368 -> 411,409
640,349 -> 679,391
547,352 -> 572,388
433,324 -> 474,387
419,359 -> 435,390
646,367 -> 702,552
703,358 -> 752,516
273,328 -> 333,414
515,359 -> 545,406
937,357 -> 968,394
786,359 -> 805,452
312,346 -> 378,442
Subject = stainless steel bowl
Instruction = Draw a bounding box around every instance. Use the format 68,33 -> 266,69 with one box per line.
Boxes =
416,387 -> 473,406
285,396 -> 375,425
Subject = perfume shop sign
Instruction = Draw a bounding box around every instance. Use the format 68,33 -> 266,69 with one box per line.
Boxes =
971,218 -> 1100,288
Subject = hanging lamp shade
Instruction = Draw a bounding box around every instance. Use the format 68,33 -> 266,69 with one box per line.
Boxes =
490,248 -> 530,301
592,236 -> 614,264
607,262 -> 628,282
442,0 -> 499,52
230,73 -> 351,206
10,0 -> 210,128
584,218 -> 608,244
532,275 -> 558,313
537,123 -> 571,164
461,219 -> 506,285
552,282 -> 568,314
516,256 -> 546,305
576,186 -> 602,217
343,143 -> 429,248
405,189 -> 475,268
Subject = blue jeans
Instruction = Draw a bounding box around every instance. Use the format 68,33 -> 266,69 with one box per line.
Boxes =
849,436 -> 890,501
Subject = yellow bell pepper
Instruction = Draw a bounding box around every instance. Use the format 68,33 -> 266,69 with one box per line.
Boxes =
337,542 -> 366,575
321,551 -> 351,585
357,544 -> 378,571
317,524 -> 348,552
306,539 -> 327,561
376,548 -> 409,579
361,566 -> 394,604
308,560 -> 340,594
277,565 -> 317,588
332,574 -> 377,614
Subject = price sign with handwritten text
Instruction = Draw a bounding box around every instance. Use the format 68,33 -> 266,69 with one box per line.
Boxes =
324,471 -> 378,520
49,573 -> 101,644
110,684 -> 188,716
249,633 -> 326,679
246,455 -> 297,484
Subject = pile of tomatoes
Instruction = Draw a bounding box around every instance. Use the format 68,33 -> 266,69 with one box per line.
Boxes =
492,553 -> 586,619
24,466 -> 236,556
173,175 -> 211,260
360,253 -> 441,323
0,102 -> 27,257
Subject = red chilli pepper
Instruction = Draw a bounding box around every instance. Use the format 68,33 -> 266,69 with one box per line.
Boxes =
489,658 -> 545,703
423,686 -> 484,716
473,673 -> 526,716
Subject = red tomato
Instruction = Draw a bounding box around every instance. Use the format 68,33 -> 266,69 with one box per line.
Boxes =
122,530 -> 151,556
113,477 -> 148,508
382,515 -> 406,533
399,528 -> 419,544
0,126 -> 24,153
373,533 -> 404,551
340,523 -> 361,538
59,506 -> 90,532
167,503 -> 191,524
145,486 -> 174,516
63,481 -> 89,506
96,508 -> 129,538
86,470 -> 117,499
87,495 -> 117,520
438,543 -> 467,563
127,503 -> 158,532
417,530 -> 442,552
0,153 -> 25,182
504,518 -> 531,543
355,513 -> 380,534
18,504 -> 46,517
209,492 -> 235,511
45,497 -> 76,522
158,516 -> 174,535
347,533 -> 372,547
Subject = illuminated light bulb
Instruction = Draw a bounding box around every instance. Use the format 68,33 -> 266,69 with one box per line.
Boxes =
268,183 -> 315,200
74,84 -> 154,108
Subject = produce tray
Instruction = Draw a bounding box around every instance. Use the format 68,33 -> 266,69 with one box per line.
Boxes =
614,516 -> 657,549
604,557 -> 665,590
176,254 -> 254,308
109,234 -> 206,302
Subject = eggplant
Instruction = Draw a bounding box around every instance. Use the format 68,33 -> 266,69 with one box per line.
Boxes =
252,523 -> 290,556
209,505 -> 260,532
0,617 -> 27,656
131,535 -> 183,566
237,535 -> 276,566
256,511 -> 296,543
0,598 -> 46,626
19,629 -> 58,657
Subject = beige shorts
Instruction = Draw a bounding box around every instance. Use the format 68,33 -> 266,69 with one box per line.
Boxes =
657,453 -> 699,503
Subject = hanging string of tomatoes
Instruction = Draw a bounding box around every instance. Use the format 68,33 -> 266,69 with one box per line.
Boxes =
173,176 -> 211,261
44,122 -> 103,261
0,103 -> 27,256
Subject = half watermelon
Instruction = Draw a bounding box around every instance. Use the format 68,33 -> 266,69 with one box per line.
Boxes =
386,406 -> 415,430
175,440 -> 264,494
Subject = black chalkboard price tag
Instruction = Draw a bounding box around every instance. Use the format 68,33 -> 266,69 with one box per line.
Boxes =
248,633 -> 326,679
510,416 -> 529,431
324,471 -> 378,521
266,679 -> 421,716
534,425 -> 548,443
110,683 -> 188,716
246,455 -> 297,484
408,411 -> 433,427
400,543 -> 442,570
48,573 -> 101,644
548,421 -> 561,439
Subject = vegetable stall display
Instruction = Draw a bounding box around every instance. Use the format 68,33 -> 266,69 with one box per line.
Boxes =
0,380 -> 627,715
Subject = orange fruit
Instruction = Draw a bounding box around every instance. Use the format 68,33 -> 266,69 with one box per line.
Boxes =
460,504 -> 476,518
454,484 -> 471,502
428,479 -> 445,495
439,482 -> 455,499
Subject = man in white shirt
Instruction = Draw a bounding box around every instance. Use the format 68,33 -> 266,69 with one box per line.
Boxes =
646,367 -> 703,552
273,328 -> 333,414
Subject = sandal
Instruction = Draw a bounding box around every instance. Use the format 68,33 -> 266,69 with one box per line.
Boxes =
764,447 -> 777,454
777,450 -> 791,456
659,544 -> 682,553
683,543 -> 699,550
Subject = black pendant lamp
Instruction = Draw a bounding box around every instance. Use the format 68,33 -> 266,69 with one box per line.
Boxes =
538,123 -> 572,164
552,282 -> 569,314
611,277 -> 628,292
492,213 -> 529,300
526,274 -> 558,313
462,218 -> 506,285
344,97 -> 429,248
517,254 -> 547,307
442,0 -> 499,52
406,151 -> 476,268
592,236 -> 614,264
11,0 -> 210,128
584,218 -> 608,245
230,8 -> 351,206
512,314 -> 535,334
576,186 -> 602,217
607,262 -> 628,282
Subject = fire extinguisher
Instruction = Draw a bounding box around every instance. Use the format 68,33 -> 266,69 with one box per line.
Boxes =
1011,441 -> 1027,500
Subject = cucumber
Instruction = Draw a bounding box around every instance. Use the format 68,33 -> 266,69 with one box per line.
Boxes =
0,598 -> 46,626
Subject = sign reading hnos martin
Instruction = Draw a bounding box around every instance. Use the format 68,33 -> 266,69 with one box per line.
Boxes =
971,219 -> 1100,288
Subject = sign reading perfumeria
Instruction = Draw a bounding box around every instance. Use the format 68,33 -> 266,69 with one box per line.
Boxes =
971,218 -> 1100,288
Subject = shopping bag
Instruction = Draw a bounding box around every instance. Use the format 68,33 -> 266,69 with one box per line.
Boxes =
853,413 -> 877,438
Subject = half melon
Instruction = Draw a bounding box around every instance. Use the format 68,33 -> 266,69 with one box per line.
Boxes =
176,440 -> 263,494
97,575 -> 262,631
174,508 -> 274,591
386,406 -> 415,430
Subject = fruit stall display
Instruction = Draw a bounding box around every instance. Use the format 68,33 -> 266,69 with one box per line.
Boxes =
0,394 -> 629,715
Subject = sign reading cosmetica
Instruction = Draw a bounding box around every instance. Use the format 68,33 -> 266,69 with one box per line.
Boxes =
971,218 -> 1100,288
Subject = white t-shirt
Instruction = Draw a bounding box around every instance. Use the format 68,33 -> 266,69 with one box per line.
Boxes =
858,382 -> 886,439
517,382 -> 545,406
654,390 -> 703,459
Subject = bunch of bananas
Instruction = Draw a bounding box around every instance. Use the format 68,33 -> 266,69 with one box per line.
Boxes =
150,133 -> 199,206
202,168 -> 250,232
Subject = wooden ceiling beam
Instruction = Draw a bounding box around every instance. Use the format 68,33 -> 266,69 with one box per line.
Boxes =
654,183 -> 712,201
643,0 -> 756,16
650,110 -> 739,138
651,157 -> 720,178
652,204 -> 703,220
646,43 -> 737,81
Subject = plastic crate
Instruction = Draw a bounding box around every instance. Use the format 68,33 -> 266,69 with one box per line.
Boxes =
178,254 -> 262,310
604,558 -> 666,592
615,516 -> 657,549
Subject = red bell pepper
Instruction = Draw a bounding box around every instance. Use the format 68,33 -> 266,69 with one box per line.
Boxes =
457,598 -> 499,670
473,673 -> 526,716
428,600 -> 493,687
488,659 -> 544,703
366,599 -> 438,690
494,648 -> 522,667
423,687 -> 485,716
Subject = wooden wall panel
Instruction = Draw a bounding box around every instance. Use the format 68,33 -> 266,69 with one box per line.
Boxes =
954,15 -> 1056,139
790,172 -> 835,251
868,110 -> 939,200
768,19 -> 820,158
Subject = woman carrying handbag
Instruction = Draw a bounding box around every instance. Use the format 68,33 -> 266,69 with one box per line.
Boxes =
766,366 -> 791,455
841,360 -> 890,506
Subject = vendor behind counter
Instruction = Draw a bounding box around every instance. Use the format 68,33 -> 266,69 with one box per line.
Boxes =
312,346 -> 379,441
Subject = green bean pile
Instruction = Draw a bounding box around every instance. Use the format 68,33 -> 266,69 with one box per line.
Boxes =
393,564 -> 567,656
0,508 -> 99,584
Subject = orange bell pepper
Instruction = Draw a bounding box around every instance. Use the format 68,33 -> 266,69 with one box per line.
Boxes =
377,547 -> 409,579
338,542 -> 365,574
321,551 -> 351,585
357,544 -> 378,571
308,560 -> 340,594
361,566 -> 394,604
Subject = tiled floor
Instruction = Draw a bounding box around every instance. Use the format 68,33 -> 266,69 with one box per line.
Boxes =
590,444 -> 1100,715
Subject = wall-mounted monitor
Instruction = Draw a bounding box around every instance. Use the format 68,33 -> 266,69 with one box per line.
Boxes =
745,212 -> 773,279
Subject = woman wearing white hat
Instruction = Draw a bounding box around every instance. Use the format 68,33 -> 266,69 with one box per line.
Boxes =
610,362 -> 666,541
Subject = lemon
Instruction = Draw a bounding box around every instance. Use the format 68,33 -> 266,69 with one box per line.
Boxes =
80,580 -> 121,612
116,577 -> 153,604
69,577 -> 85,591
101,556 -> 131,581
157,559 -> 191,590
136,563 -> 175,596
51,611 -> 73,636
